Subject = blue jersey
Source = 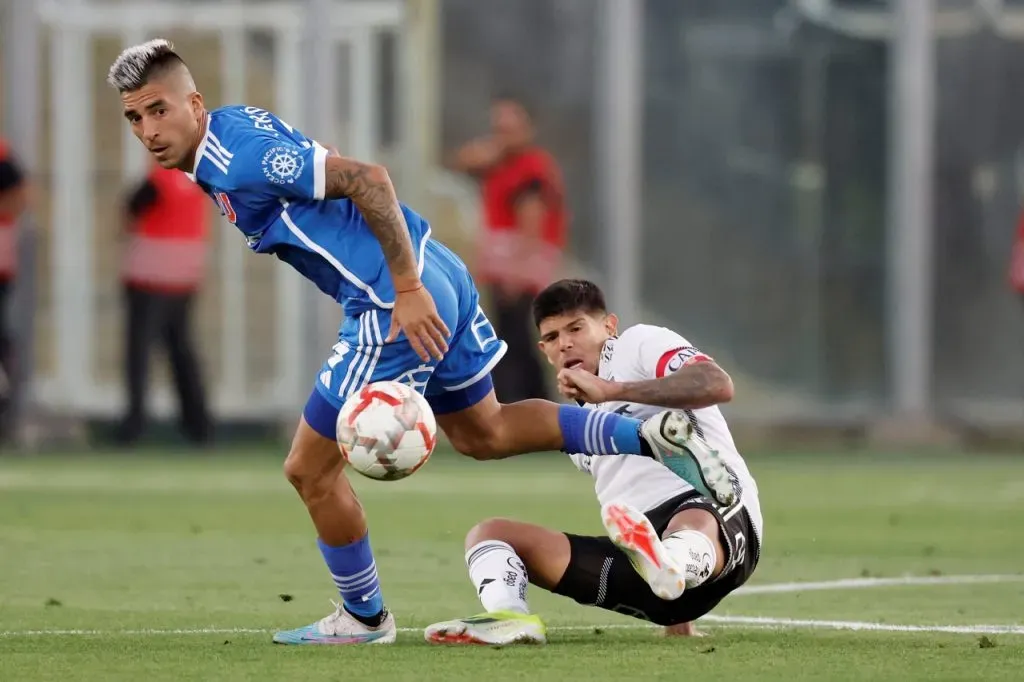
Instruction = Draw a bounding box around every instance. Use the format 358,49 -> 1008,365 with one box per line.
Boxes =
187,105 -> 431,316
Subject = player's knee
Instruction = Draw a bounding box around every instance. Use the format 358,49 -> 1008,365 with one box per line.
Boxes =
282,448 -> 310,491
446,424 -> 505,461
282,442 -> 342,500
449,436 -> 498,461
465,517 -> 519,549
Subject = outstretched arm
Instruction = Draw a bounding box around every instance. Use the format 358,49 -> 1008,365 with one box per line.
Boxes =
605,360 -> 734,410
322,154 -> 420,288
447,136 -> 502,175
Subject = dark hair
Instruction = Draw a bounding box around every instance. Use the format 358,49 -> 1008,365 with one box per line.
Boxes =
532,279 -> 607,328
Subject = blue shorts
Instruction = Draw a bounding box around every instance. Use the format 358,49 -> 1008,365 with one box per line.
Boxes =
303,239 -> 507,439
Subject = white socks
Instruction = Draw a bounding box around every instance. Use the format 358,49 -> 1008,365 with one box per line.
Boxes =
663,529 -> 717,588
465,540 -> 530,614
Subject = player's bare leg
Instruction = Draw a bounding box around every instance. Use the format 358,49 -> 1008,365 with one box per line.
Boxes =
603,502 -> 726,603
282,417 -> 369,545
437,390 -> 738,505
273,416 -> 396,645
464,518 -> 574,592
424,517 -> 713,644
424,518 -> 571,645
437,393 -> 562,458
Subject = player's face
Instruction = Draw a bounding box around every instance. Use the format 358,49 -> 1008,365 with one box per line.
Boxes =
537,311 -> 618,375
121,78 -> 204,171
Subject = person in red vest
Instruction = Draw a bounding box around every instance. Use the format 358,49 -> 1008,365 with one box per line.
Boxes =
0,138 -> 29,438
118,163 -> 212,445
450,95 -> 569,403
1011,209 -> 1024,297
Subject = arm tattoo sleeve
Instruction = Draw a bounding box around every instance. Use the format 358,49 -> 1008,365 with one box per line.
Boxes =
324,156 -> 419,281
616,362 -> 733,410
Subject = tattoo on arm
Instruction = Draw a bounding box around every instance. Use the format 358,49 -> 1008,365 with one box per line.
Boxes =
323,155 -> 419,281
616,362 -> 734,410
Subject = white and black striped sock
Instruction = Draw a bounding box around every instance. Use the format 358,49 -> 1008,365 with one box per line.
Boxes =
465,540 -> 530,614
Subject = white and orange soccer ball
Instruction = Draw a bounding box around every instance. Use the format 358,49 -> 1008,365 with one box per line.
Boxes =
336,381 -> 437,481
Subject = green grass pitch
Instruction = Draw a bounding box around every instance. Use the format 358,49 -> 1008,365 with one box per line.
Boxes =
1,447 -> 1022,681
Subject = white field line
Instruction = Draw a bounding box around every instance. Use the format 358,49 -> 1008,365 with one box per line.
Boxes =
699,615 -> 1024,635
1,574 -> 1022,638
3,620 -> 1023,638
733,573 -> 1024,596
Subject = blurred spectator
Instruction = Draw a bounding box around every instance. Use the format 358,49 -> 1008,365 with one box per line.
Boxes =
0,138 -> 29,440
450,95 -> 569,402
1011,208 -> 1024,297
117,163 -> 212,446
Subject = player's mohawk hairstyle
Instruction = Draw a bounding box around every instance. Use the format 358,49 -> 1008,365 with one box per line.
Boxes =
106,38 -> 186,92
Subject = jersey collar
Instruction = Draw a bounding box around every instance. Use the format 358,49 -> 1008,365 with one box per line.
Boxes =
598,336 -> 617,376
185,111 -> 211,182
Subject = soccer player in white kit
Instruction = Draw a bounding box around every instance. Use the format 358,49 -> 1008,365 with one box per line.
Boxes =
424,279 -> 763,645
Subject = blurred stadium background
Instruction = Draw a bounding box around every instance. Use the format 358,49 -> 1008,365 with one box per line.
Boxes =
2,0 -> 1023,452
2,2 -> 1024,679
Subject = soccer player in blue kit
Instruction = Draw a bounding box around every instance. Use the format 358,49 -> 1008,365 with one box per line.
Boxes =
108,39 -> 739,644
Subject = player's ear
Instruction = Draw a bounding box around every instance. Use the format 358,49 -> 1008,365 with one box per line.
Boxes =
604,313 -> 618,336
189,91 -> 204,118
536,340 -> 552,364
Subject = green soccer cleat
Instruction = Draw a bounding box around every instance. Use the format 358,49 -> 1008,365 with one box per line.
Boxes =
424,610 -> 547,646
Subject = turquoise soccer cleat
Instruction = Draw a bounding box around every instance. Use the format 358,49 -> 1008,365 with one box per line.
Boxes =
639,411 -> 740,506
272,601 -> 396,645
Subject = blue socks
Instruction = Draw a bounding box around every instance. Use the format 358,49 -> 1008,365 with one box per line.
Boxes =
317,533 -> 384,619
557,404 -> 643,455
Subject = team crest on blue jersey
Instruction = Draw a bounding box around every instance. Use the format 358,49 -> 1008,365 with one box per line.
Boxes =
261,144 -> 305,185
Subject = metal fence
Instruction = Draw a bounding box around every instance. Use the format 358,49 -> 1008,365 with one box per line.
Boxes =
441,0 -> 1024,425
1,0 -> 1022,436
2,0 -> 412,422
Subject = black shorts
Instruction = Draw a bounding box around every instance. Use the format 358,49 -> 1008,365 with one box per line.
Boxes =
552,491 -> 760,626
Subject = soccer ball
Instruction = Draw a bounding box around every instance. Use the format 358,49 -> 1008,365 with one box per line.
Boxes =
336,381 -> 437,481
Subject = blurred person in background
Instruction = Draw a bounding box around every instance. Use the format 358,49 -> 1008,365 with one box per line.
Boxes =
117,162 -> 212,446
450,95 -> 569,403
0,138 -> 29,441
1011,208 -> 1024,303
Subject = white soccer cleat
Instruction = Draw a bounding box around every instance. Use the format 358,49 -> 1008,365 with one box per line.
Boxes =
602,501 -> 686,601
640,411 -> 739,506
272,601 -> 396,645
424,611 -> 547,646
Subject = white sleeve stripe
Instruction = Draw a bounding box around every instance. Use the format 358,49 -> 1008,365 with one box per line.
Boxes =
312,141 -> 328,200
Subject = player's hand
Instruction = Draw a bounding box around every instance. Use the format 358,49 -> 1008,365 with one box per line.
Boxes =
556,368 -> 618,404
663,622 -> 705,638
389,282 -> 451,362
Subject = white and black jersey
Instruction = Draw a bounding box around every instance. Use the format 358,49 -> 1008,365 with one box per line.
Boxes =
567,324 -> 763,546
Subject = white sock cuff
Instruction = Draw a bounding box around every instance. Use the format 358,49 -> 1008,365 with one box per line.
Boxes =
465,540 -> 515,568
665,529 -> 717,588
